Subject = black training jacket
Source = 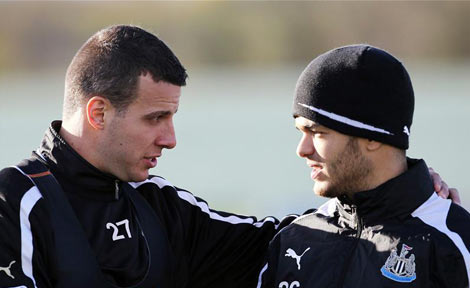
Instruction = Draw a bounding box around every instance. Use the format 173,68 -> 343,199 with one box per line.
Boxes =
258,159 -> 470,288
0,121 -> 293,288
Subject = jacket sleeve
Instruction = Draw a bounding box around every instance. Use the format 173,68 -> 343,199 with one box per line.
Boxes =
178,189 -> 294,288
0,168 -> 53,288
141,175 -> 295,288
257,232 -> 282,288
433,203 -> 470,288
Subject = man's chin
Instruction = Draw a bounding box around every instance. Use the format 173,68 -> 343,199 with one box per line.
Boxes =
314,183 -> 339,198
313,183 -> 328,198
128,170 -> 150,182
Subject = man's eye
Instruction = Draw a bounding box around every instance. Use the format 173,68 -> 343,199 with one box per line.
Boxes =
146,116 -> 162,123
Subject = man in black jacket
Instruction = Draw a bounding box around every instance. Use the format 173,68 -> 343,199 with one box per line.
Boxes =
0,27 -> 457,288
0,25 -> 292,288
258,45 -> 470,287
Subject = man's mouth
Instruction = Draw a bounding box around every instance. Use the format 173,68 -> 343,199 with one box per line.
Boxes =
144,156 -> 158,168
311,166 -> 322,180
308,162 -> 323,180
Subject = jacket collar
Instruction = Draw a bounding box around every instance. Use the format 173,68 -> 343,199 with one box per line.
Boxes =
36,121 -> 120,201
336,158 -> 435,225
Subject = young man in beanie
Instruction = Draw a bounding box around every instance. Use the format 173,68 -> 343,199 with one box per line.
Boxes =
257,45 -> 470,288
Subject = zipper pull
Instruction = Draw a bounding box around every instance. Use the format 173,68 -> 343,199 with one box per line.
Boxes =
115,180 -> 119,200
355,210 -> 363,237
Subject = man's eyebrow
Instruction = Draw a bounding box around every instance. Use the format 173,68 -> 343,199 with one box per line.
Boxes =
143,110 -> 174,119
295,121 -> 321,130
306,123 -> 321,129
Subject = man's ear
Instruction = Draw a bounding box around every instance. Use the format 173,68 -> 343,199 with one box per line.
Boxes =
365,139 -> 382,152
86,96 -> 110,130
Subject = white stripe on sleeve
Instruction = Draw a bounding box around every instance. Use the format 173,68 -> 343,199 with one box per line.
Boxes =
130,176 -> 173,190
13,166 -> 42,288
256,263 -> 268,288
19,187 -> 42,288
130,177 -> 278,228
412,193 -> 470,283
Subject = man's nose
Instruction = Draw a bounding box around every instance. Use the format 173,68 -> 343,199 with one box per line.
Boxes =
296,134 -> 314,158
157,121 -> 177,149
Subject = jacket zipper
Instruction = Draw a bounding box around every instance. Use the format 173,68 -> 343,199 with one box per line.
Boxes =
337,206 -> 363,287
356,212 -> 363,237
115,180 -> 120,200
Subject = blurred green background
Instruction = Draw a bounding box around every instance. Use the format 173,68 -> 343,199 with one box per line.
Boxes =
1,2 -> 469,218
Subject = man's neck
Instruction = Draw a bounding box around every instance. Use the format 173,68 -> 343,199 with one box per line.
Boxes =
364,152 -> 408,192
60,116 -> 99,168
342,156 -> 407,201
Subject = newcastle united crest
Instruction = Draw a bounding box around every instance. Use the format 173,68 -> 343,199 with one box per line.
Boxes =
380,244 -> 416,283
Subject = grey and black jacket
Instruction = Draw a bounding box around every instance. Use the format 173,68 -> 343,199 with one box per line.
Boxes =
258,159 -> 470,288
0,121 -> 293,288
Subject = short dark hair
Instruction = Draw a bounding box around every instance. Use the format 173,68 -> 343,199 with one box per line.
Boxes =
64,25 -> 187,116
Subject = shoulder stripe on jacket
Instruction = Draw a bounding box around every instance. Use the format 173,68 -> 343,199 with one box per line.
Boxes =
14,166 -> 42,288
411,193 -> 470,284
130,177 -> 278,228
256,263 -> 268,288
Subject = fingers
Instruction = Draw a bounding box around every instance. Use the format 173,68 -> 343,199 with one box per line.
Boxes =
428,167 -> 461,204
428,167 -> 443,194
449,188 -> 462,205
436,181 -> 449,199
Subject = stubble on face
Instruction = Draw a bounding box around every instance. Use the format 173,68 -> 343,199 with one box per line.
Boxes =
97,77 -> 181,182
99,113 -> 132,179
314,137 -> 373,199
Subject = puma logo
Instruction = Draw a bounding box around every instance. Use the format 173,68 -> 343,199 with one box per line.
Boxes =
403,126 -> 410,136
285,247 -> 310,270
0,260 -> 15,279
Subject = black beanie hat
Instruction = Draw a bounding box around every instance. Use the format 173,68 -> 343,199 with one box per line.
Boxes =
293,44 -> 414,149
